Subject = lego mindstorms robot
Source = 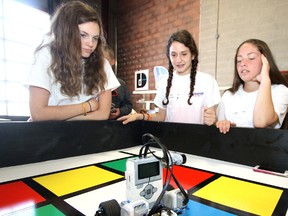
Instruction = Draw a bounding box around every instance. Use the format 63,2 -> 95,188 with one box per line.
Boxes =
95,133 -> 189,216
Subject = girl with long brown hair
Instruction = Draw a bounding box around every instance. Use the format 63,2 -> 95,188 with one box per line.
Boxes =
26,1 -> 119,121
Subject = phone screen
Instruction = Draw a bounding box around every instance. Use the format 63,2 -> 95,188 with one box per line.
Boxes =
256,165 -> 286,173
253,165 -> 288,177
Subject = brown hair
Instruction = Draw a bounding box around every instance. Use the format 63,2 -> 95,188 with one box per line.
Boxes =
35,1 -> 107,97
163,29 -> 198,106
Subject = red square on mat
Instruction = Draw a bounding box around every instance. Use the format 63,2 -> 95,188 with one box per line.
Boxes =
0,181 -> 45,209
163,166 -> 214,190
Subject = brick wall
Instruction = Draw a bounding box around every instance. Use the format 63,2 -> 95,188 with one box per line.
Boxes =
116,0 -> 200,112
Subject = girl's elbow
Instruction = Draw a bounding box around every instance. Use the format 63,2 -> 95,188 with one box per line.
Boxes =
103,112 -> 110,120
96,109 -> 110,120
30,113 -> 45,121
254,118 -> 277,128
254,122 -> 267,128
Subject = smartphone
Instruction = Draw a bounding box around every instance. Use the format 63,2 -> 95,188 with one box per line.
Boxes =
253,165 -> 288,177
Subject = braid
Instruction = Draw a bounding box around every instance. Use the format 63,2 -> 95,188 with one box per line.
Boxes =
162,62 -> 174,106
187,57 -> 198,105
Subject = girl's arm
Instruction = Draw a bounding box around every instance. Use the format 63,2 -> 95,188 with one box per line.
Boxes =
118,107 -> 166,124
29,86 -> 88,121
216,99 -> 236,133
69,90 -> 111,120
203,106 -> 217,126
29,86 -> 110,121
253,55 -> 278,127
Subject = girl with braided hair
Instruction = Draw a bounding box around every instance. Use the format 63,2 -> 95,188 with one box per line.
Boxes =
26,1 -> 119,121
119,30 -> 220,125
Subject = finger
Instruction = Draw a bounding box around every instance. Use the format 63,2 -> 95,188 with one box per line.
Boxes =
261,54 -> 268,64
224,122 -> 231,133
117,115 -> 127,121
218,121 -> 230,134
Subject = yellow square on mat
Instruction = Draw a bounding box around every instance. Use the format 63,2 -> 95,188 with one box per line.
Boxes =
33,166 -> 123,197
193,176 -> 283,216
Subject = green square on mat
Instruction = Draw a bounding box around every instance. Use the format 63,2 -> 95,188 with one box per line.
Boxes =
101,157 -> 136,172
36,204 -> 65,216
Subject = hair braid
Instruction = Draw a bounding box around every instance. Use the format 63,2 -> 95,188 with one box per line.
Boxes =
162,62 -> 174,106
187,57 -> 198,105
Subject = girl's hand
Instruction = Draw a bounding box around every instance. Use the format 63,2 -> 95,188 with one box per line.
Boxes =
203,107 -> 216,126
216,120 -> 236,134
118,113 -> 142,124
256,54 -> 270,83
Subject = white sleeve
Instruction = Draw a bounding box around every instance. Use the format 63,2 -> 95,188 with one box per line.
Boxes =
216,100 -> 225,121
216,91 -> 230,121
104,59 -> 120,91
153,79 -> 167,109
272,84 -> 288,127
205,75 -> 221,108
25,47 -> 52,93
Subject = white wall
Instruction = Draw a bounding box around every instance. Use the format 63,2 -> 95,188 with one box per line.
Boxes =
199,0 -> 288,90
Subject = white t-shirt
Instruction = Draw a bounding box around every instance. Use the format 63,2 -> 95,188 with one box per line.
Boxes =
217,84 -> 288,128
26,47 -> 120,106
154,71 -> 221,124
